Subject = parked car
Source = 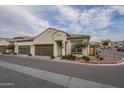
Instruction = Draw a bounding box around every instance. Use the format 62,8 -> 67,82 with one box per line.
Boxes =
117,47 -> 124,52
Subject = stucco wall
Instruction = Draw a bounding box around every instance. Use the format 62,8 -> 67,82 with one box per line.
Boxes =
0,39 -> 10,46
16,41 -> 34,46
14,41 -> 34,54
66,40 -> 71,55
53,31 -> 67,41
34,28 -> 57,44
53,31 -> 67,56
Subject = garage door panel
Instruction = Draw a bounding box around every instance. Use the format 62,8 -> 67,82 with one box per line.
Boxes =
35,45 -> 53,56
18,45 -> 30,54
0,46 -> 6,53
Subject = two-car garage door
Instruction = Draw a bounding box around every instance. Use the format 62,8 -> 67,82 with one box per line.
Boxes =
35,44 -> 53,56
18,45 -> 30,54
0,46 -> 7,53
18,45 -> 53,56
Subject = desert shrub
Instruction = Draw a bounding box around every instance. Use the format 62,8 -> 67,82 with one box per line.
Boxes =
61,56 -> 65,59
65,54 -> 76,60
96,52 -> 98,55
51,55 -> 55,59
68,54 -> 73,60
85,56 -> 90,61
28,53 -> 32,56
99,57 -> 104,60
65,55 -> 69,59
71,55 -> 76,60
2,52 -> 6,54
96,55 -> 100,58
82,55 -> 90,61
82,55 -> 87,59
14,53 -> 17,55
6,52 -> 10,55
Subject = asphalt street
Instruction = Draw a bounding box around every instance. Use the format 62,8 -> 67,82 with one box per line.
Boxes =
0,54 -> 124,87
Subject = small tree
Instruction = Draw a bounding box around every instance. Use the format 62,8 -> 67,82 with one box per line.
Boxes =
101,39 -> 110,48
101,39 -> 110,54
95,43 -> 101,48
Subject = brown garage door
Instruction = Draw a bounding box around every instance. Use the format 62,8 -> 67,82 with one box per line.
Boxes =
35,44 -> 53,56
18,45 -> 30,54
0,46 -> 6,53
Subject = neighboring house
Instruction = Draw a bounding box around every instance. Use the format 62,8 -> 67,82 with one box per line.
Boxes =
0,28 -> 90,57
0,38 -> 10,53
110,41 -> 124,48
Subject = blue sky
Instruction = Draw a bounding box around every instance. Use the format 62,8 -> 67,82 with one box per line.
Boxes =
0,5 -> 124,41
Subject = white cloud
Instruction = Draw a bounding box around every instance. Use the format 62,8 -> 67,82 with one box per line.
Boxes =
0,5 -> 124,41
0,6 -> 50,38
80,8 -> 112,29
110,6 -> 124,15
57,6 -> 80,22
56,6 -> 114,41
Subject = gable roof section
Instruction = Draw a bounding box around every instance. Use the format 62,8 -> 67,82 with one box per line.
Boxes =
13,38 -> 34,42
34,28 -> 56,39
1,28 -> 90,43
52,28 -> 69,35
34,27 -> 69,39
0,38 -> 10,46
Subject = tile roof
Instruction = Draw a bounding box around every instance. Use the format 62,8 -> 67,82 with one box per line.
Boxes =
68,34 -> 90,39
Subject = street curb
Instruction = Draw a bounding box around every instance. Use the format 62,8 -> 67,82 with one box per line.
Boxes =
0,54 -> 123,66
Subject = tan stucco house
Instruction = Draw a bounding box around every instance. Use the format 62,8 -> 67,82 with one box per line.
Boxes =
0,28 -> 90,57
0,38 -> 10,53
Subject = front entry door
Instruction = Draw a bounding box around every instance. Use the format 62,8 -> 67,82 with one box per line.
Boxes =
57,41 -> 62,57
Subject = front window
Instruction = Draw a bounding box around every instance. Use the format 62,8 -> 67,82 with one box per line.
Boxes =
71,42 -> 83,54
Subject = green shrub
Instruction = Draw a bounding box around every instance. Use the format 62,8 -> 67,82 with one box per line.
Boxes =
2,52 -> 6,54
82,55 -> 87,59
6,52 -> 10,55
68,54 -> 73,60
61,56 -> 65,59
28,53 -> 32,56
71,55 -> 76,60
82,55 -> 90,61
96,55 -> 100,58
14,53 -> 17,55
65,55 -> 69,59
66,54 -> 71,60
51,55 -> 55,59
65,54 -> 76,60
96,52 -> 98,55
85,56 -> 90,61
99,57 -> 104,60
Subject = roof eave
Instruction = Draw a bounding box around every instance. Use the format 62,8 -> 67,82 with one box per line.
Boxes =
67,36 -> 90,39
